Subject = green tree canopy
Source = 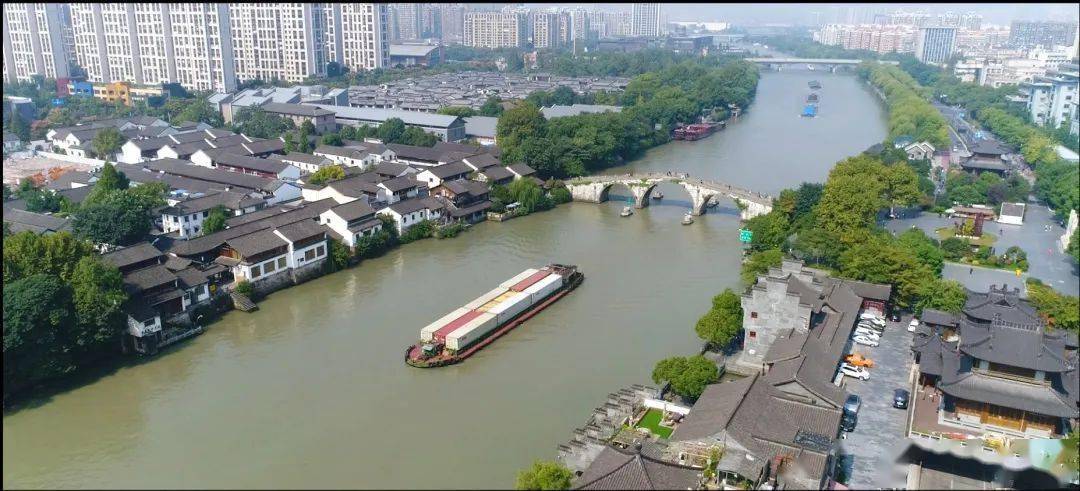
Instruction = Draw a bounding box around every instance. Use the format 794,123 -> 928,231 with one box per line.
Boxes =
91,127 -> 126,160
201,206 -> 228,236
233,106 -> 295,139
740,248 -> 783,287
3,274 -> 74,396
694,289 -> 743,349
651,355 -> 719,401
915,279 -> 967,314
515,461 -> 574,490
377,118 -> 406,143
309,165 -> 346,186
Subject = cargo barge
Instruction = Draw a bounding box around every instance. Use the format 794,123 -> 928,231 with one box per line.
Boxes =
405,264 -> 584,368
809,80 -> 822,90
801,104 -> 818,118
673,121 -> 724,141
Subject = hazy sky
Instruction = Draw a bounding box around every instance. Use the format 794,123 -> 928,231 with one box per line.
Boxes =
525,3 -> 1080,26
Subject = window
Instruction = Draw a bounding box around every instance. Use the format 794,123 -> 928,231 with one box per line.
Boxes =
751,312 -> 758,319
316,245 -> 325,257
748,331 -> 757,339
250,265 -> 261,278
264,260 -> 276,273
305,248 -> 316,261
278,257 -> 286,269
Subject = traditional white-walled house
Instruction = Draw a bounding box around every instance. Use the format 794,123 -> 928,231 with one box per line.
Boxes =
161,191 -> 266,239
506,163 -> 537,180
377,197 -> 445,234
314,145 -> 379,169
318,200 -> 384,248
377,176 -> 422,204
273,152 -> 333,174
415,161 -> 471,189
219,221 -> 328,287
210,153 -> 301,180
301,172 -> 383,204
904,141 -> 936,161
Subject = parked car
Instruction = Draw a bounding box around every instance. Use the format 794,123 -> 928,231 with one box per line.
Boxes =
840,363 -> 871,380
908,318 -> 920,332
889,313 -> 901,322
844,394 -> 861,415
852,335 -> 880,347
841,412 -> 857,432
858,321 -> 884,333
859,312 -> 881,321
854,328 -> 881,340
894,389 -> 910,409
844,353 -> 875,368
866,317 -> 887,328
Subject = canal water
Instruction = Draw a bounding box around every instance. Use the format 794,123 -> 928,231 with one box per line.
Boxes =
3,69 -> 887,489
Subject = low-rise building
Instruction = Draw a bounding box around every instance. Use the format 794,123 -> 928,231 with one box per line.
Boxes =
903,141 -> 936,161
415,161 -> 471,188
431,179 -> 491,224
318,199 -> 384,248
219,220 -> 328,290
389,43 -> 441,67
997,202 -> 1026,225
2,208 -> 72,235
306,104 -> 466,142
377,196 -> 444,234
258,103 -> 337,134
272,152 -> 333,174
463,116 -> 498,146
912,285 -> 1079,439
161,191 -> 266,239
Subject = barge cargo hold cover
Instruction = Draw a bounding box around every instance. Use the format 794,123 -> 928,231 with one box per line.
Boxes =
405,264 -> 584,368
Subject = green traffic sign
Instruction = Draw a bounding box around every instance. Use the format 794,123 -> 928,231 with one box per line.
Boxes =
739,229 -> 752,243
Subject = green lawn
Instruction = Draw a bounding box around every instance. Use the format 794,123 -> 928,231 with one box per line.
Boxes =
635,409 -> 674,439
935,227 -> 998,247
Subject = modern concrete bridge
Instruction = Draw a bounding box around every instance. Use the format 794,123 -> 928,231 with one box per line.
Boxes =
744,57 -> 900,66
565,173 -> 773,219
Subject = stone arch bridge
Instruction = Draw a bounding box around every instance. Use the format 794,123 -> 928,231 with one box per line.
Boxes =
565,173 -> 773,219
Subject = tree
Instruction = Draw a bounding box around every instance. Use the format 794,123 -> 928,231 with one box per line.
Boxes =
1069,229 -> 1080,264
309,165 -> 346,186
740,248 -> 783,287
175,97 -> 223,127
68,256 -> 127,360
326,237 -> 351,272
88,163 -> 130,201
91,127 -> 126,160
515,461 -> 573,490
321,132 -> 343,146
73,185 -> 164,246
201,206 -> 228,236
651,355 -> 719,401
744,210 -> 790,252
839,235 -> 934,309
1026,279 -> 1079,333
3,274 -> 75,397
896,228 -> 944,275
437,106 -> 477,117
377,118 -> 406,143
400,126 -> 438,147
2,231 -> 97,284
233,106 -> 295,139
695,289 -> 743,350
497,103 -> 547,164
8,108 -> 31,142
479,96 -> 505,117
915,279 -> 967,314
882,163 -> 922,215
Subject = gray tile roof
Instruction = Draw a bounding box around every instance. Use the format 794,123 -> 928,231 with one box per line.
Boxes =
213,153 -> 290,174
260,102 -> 334,117
242,139 -> 285,155
2,208 -> 72,234
463,153 -> 501,169
276,152 -> 332,167
670,375 -> 756,441
507,163 -> 536,177
463,116 -> 498,138
372,161 -> 413,177
481,165 -> 514,181
167,199 -> 338,258
307,104 -> 462,129
162,190 -> 264,216
315,145 -> 369,160
379,175 -> 421,192
274,219 -> 326,243
999,202 -> 1025,218
329,200 -> 376,222
389,44 -> 439,57
225,229 -> 289,259
921,308 -> 958,327
541,104 -> 623,119
574,445 -> 702,490
138,158 -> 283,193
427,161 -> 472,179
121,264 -> 177,293
387,196 -> 443,215
102,242 -> 164,269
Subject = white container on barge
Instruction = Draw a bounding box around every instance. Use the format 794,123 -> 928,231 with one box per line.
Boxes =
522,273 -> 562,303
489,291 -> 533,325
445,312 -> 498,351
421,307 -> 472,342
464,286 -> 508,310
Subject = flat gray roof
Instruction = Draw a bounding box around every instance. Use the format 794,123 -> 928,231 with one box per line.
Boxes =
307,104 -> 462,129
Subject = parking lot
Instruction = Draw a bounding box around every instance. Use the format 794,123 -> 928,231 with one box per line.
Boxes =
840,314 -> 915,489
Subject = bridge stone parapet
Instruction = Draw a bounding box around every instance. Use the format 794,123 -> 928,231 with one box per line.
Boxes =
565,172 -> 773,220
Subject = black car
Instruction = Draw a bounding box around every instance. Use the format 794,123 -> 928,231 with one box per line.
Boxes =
894,389 -> 910,409
889,313 -> 901,322
840,412 -> 857,432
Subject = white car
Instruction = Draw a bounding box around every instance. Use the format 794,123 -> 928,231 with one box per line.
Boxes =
853,335 -> 880,347
854,327 -> 881,340
840,363 -> 871,380
857,321 -> 884,332
865,317 -> 886,328
908,318 -> 920,332
859,312 -> 881,321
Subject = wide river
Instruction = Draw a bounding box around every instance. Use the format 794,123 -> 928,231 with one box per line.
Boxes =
3,69 -> 887,489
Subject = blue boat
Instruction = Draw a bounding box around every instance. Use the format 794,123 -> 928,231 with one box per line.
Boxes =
801,104 -> 817,117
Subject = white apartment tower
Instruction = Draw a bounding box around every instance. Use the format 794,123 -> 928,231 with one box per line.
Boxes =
463,12 -> 527,49
915,26 -> 957,64
339,3 -> 389,71
68,3 -> 236,92
229,4 -> 328,84
2,3 -> 71,84
530,12 -> 560,49
631,3 -> 660,38
390,3 -> 422,41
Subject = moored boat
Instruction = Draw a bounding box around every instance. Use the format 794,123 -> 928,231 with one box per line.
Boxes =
621,206 -> 634,217
809,80 -> 822,90
801,104 -> 817,117
807,93 -> 819,103
405,264 -> 585,368
652,191 -> 664,200
681,213 -> 694,225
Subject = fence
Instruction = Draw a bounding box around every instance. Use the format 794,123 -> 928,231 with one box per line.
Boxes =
35,151 -> 107,167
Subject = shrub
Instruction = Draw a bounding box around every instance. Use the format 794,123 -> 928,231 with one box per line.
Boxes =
235,280 -> 254,297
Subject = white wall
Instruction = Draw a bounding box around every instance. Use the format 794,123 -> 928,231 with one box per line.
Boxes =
127,314 -> 162,337
266,182 -> 303,206
162,210 -> 206,238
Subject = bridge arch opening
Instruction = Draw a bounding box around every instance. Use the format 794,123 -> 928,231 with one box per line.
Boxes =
598,182 -> 636,204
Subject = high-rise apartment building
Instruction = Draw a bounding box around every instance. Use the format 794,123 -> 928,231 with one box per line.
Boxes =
390,3 -> 422,42
959,13 -> 982,31
2,3 -> 71,84
814,24 -> 916,54
530,11 -> 560,49
915,26 -> 957,64
1009,21 -> 1079,49
463,11 -> 527,49
338,3 -> 389,71
1021,63 -> 1079,129
438,5 -> 465,43
229,4 -> 328,84
630,3 -> 660,38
